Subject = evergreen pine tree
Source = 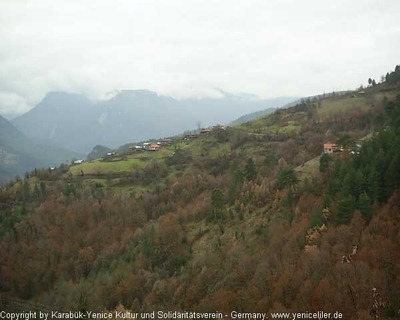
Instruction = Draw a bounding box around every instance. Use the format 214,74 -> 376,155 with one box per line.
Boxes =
228,168 -> 243,204
367,168 -> 380,203
336,194 -> 356,225
245,158 -> 256,181
358,192 -> 372,221
319,153 -> 333,174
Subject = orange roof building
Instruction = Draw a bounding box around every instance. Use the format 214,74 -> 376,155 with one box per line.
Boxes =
323,143 -> 339,153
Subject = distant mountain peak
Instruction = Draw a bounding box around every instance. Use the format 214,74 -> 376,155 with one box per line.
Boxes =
36,92 -> 90,111
44,91 -> 88,99
213,88 -> 260,100
116,89 -> 159,97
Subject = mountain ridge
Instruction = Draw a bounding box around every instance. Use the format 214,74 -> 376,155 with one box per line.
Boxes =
12,90 -> 299,154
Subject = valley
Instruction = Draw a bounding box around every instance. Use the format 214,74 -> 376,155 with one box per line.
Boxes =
1,71 -> 400,318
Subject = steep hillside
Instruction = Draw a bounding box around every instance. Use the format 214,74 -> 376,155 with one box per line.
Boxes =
1,75 -> 400,318
87,145 -> 113,161
229,91 -> 353,126
230,107 -> 275,125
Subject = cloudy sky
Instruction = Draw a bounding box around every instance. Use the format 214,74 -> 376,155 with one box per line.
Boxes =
1,0 -> 399,117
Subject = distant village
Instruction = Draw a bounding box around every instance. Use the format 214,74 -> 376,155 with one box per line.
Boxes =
128,124 -> 227,153
70,124 -> 362,167
70,124 -> 227,165
128,138 -> 172,153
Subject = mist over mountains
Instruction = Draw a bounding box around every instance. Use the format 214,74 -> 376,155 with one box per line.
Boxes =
11,90 -> 298,154
0,114 -> 83,181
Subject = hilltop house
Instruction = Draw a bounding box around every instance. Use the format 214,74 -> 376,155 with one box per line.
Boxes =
184,133 -> 197,141
149,143 -> 160,151
143,142 -> 151,150
106,151 -> 117,156
200,129 -> 212,135
129,145 -> 144,153
212,124 -> 226,131
73,159 -> 85,164
199,125 -> 225,136
161,138 -> 173,145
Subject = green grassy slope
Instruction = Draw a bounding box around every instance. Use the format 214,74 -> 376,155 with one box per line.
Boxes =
61,85 -> 400,196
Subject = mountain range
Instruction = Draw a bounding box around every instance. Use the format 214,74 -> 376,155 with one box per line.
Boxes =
11,90 -> 298,154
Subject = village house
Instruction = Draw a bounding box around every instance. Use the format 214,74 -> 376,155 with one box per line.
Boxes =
184,133 -> 197,141
212,124 -> 226,131
129,145 -> 144,153
161,138 -> 173,145
200,128 -> 212,135
143,142 -> 151,150
148,143 -> 160,151
73,159 -> 85,165
199,125 -> 225,136
323,143 -> 340,154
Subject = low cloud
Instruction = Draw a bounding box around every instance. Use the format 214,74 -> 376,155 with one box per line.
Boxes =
1,0 -> 399,116
0,92 -> 30,118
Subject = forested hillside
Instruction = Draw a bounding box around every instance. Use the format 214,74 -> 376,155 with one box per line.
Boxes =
1,69 -> 400,319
